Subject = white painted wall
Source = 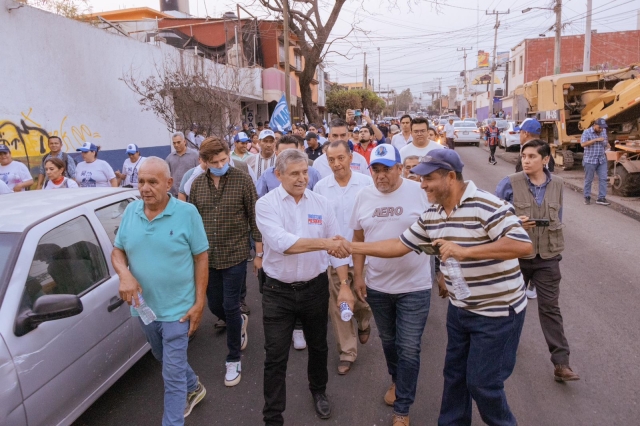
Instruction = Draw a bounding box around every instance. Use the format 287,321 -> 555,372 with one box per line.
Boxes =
508,41 -> 526,95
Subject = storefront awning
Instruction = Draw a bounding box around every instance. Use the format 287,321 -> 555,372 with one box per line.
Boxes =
262,67 -> 298,105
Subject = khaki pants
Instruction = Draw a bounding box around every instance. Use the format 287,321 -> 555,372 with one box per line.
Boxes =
327,266 -> 372,362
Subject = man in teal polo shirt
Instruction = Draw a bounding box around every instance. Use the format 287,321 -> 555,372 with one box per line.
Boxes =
113,157 -> 209,426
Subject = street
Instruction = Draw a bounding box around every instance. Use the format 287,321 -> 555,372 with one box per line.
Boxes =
73,145 -> 640,426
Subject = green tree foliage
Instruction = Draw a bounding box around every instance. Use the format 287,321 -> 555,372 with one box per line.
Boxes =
395,89 -> 414,113
326,87 -> 385,118
28,0 -> 91,18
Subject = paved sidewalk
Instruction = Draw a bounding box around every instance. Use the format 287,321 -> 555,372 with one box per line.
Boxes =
480,144 -> 640,222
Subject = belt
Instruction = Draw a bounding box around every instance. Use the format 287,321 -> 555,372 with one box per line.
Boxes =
265,272 -> 327,291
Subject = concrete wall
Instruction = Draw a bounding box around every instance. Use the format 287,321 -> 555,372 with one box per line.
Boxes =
474,92 -> 491,121
508,41 -> 526,96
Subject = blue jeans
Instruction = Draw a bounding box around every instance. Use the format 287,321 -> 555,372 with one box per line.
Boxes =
140,319 -> 198,426
438,304 -> 526,426
366,287 -> 431,416
583,161 -> 608,199
207,260 -> 247,362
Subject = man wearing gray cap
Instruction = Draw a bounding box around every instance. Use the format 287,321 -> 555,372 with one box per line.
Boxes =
580,118 -> 610,205
343,149 -> 533,426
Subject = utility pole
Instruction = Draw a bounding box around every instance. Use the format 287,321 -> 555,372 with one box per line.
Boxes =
283,0 -> 291,117
458,47 -> 473,117
554,0 -> 562,75
377,47 -> 381,94
583,0 -> 592,72
486,9 -> 510,117
363,52 -> 367,89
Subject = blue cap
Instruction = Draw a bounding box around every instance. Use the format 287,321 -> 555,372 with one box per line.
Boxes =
369,144 -> 401,168
514,118 -> 541,134
126,143 -> 139,154
76,142 -> 98,152
0,144 -> 10,153
411,149 -> 464,176
235,132 -> 250,142
594,118 -> 608,128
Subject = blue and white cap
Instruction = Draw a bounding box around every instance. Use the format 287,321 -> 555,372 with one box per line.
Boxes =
126,144 -> 139,154
369,144 -> 401,168
259,129 -> 275,140
76,142 -> 98,152
235,132 -> 250,142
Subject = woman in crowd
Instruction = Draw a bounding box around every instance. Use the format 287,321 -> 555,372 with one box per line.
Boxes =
248,132 -> 261,154
74,142 -> 117,188
43,157 -> 79,189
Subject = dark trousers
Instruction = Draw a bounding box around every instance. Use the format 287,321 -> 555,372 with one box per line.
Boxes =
519,255 -> 571,365
262,273 -> 329,426
489,144 -> 497,162
207,260 -> 247,363
438,304 -> 525,426
446,137 -> 455,150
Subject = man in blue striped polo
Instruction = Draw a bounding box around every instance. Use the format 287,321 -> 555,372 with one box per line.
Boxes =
348,149 -> 533,426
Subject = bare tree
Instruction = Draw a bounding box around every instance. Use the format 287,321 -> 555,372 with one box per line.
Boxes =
122,51 -> 259,143
27,0 -> 91,18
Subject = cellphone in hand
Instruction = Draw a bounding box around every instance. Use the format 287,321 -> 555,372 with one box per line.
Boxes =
531,219 -> 550,227
354,109 -> 362,117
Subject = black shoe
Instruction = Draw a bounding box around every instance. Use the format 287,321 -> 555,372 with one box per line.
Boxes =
596,198 -> 611,206
240,301 -> 250,315
312,393 -> 331,419
584,197 -> 591,205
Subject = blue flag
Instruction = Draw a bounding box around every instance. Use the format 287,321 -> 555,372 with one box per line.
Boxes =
269,93 -> 292,133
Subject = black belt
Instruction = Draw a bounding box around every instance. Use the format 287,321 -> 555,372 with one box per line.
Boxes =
265,272 -> 327,291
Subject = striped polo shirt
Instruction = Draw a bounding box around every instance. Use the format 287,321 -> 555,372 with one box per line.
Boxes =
400,181 -> 530,317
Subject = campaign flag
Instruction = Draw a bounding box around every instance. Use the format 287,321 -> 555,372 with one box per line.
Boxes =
269,93 -> 292,133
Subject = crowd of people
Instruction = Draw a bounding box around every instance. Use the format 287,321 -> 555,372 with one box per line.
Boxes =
5,111 -> 618,426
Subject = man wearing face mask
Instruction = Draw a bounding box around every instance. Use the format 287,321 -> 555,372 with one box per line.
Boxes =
189,138 -> 263,388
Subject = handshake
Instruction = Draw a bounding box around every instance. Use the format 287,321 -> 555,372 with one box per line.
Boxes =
327,235 -> 352,259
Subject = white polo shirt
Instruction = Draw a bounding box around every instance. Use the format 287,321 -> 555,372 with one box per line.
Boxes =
314,172 -> 373,266
350,178 -> 432,294
313,152 -> 371,179
391,133 -> 413,151
256,185 -> 349,283
444,123 -> 456,138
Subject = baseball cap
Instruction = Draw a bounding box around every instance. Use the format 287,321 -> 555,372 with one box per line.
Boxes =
305,132 -> 318,140
410,149 -> 465,176
390,124 -> 400,134
235,132 -> 250,142
126,144 -> 139,154
76,142 -> 98,152
259,129 -> 275,140
594,118 -> 608,128
369,144 -> 401,168
514,118 -> 541,134
352,126 -> 360,132
0,145 -> 10,153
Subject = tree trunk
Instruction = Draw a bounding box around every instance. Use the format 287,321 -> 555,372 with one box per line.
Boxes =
299,64 -> 320,124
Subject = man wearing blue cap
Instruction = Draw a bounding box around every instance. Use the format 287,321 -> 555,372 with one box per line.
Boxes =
116,144 -> 147,188
230,132 -> 254,162
514,118 -> 555,173
581,118 -> 610,205
346,149 -> 533,426
347,144 -> 432,426
0,145 -> 33,192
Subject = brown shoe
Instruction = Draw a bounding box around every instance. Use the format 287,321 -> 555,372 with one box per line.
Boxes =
337,360 -> 352,375
392,414 -> 410,426
358,325 -> 371,344
384,382 -> 396,406
554,364 -> 580,382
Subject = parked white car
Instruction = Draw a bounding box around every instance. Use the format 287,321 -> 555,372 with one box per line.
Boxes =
500,121 -> 521,150
453,121 -> 482,146
0,188 -> 149,426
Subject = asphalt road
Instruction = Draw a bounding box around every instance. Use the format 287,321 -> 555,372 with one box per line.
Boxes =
74,145 -> 640,426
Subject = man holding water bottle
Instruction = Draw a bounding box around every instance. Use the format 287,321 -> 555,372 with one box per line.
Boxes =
113,157 -> 210,425
343,150 -> 533,426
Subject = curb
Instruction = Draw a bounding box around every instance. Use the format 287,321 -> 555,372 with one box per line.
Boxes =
492,147 -> 640,223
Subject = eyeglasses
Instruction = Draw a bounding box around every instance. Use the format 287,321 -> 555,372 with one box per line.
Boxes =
413,130 -> 428,135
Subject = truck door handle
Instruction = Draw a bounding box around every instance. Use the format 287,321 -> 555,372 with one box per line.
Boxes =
108,297 -> 125,312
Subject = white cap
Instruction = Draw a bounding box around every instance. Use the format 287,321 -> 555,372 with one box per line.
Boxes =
259,129 -> 275,140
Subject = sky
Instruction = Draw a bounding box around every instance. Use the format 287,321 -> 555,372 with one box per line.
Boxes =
86,0 -> 640,96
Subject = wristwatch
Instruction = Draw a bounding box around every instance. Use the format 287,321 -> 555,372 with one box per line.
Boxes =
256,252 -> 264,258
340,279 -> 349,285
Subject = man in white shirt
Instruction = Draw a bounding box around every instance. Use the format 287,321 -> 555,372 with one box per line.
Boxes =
314,140 -> 373,375
0,145 -> 34,192
246,129 -> 277,179
116,144 -> 146,188
399,117 -> 445,161
391,114 -> 413,151
344,144 -> 432,426
443,118 -> 456,150
255,149 -> 351,425
312,118 -> 371,179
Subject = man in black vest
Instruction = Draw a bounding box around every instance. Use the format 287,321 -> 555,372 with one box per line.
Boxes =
37,135 -> 76,189
496,139 -> 579,382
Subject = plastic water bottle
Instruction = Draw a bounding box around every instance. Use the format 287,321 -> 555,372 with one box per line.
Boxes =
134,293 -> 157,325
339,302 -> 353,322
444,259 -> 471,300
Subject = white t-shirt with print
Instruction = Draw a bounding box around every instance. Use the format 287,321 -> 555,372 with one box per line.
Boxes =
76,159 -> 116,188
0,160 -> 32,191
399,141 -> 445,161
350,178 -> 432,294
0,179 -> 11,194
44,177 -> 79,189
121,156 -> 147,186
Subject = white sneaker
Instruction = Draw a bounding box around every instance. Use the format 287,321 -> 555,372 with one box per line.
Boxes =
526,287 -> 537,299
241,314 -> 248,350
224,361 -> 241,387
292,329 -> 306,350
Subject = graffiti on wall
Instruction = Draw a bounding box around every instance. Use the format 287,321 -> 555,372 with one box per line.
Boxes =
0,108 -> 101,170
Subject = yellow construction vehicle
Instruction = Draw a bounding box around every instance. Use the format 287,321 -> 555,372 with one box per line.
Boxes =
513,63 -> 640,195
